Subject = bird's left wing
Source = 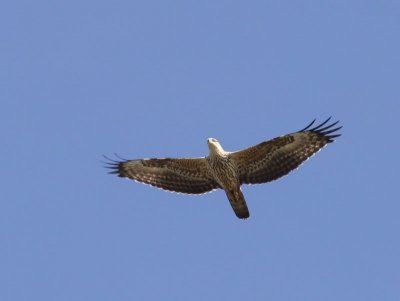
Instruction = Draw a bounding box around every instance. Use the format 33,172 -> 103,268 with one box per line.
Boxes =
105,157 -> 220,194
229,118 -> 342,185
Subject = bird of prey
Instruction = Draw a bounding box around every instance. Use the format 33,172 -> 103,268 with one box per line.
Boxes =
105,118 -> 341,219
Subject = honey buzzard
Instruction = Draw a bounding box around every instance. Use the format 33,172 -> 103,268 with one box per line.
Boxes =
105,118 -> 341,219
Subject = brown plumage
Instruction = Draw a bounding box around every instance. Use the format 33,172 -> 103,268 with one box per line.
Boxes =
105,118 -> 341,219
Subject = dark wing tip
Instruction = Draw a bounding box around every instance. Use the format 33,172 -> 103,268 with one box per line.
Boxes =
298,118 -> 316,132
300,117 -> 342,142
102,154 -> 127,176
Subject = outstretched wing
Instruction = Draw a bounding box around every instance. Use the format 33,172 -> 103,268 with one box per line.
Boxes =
229,118 -> 342,185
105,157 -> 220,194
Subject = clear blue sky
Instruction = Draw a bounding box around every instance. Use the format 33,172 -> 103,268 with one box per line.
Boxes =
1,1 -> 399,300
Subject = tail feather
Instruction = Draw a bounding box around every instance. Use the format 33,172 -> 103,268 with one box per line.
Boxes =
226,189 -> 250,219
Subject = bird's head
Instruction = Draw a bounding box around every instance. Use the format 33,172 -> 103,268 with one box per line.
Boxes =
207,138 -> 224,155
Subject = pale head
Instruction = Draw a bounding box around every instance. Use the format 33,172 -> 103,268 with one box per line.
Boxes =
207,138 -> 225,155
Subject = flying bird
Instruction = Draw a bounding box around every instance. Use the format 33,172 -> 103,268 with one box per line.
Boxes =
105,118 -> 341,219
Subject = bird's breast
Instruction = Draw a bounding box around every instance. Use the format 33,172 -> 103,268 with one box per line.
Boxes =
207,155 -> 239,189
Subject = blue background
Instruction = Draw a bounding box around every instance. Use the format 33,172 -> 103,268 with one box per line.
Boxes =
1,1 -> 399,300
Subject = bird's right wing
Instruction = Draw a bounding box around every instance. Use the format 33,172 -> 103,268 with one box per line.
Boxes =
229,118 -> 342,185
105,157 -> 220,194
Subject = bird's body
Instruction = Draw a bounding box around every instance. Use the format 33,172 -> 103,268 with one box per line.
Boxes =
206,139 -> 249,218
105,118 -> 341,219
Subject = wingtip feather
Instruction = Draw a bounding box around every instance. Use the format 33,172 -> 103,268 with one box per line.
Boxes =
102,154 -> 126,176
300,117 -> 342,141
